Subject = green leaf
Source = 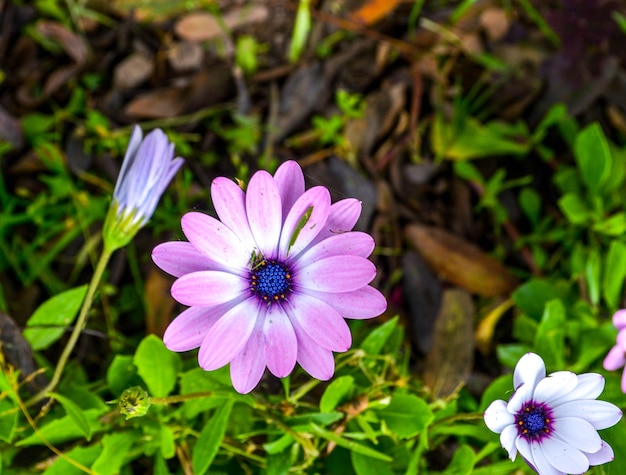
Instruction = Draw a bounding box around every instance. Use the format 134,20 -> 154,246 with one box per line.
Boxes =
512,279 -> 562,321
351,451 -> 395,475
442,445 -> 475,474
320,376 -> 354,413
91,432 -> 135,475
585,249 -> 602,306
479,374 -> 511,412
534,299 -> 566,369
106,354 -> 142,397
43,444 -> 101,475
592,213 -> 626,236
308,423 -> 392,461
361,316 -> 398,355
50,393 -> 92,440
23,285 -> 88,350
603,240 -> 626,310
519,188 -> 541,227
558,193 -> 591,225
160,424 -> 176,459
431,114 -> 529,160
496,343 -> 532,369
574,122 -> 612,194
133,334 -> 181,398
0,396 -> 17,443
192,400 -> 234,475
17,409 -> 106,447
377,394 -> 433,439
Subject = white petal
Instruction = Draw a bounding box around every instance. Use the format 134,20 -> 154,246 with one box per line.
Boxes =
514,353 -> 546,391
484,400 -> 515,433
507,383 -> 530,415
500,424 -> 518,460
552,417 -> 601,452
540,437 -> 589,474
515,438 -> 540,473
552,400 -> 622,430
584,441 -> 614,466
550,373 -> 604,406
533,371 -> 577,405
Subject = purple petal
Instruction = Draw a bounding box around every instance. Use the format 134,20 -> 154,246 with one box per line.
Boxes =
552,400 -> 622,430
539,437 -> 589,474
295,256 -> 375,293
617,328 -> 626,350
230,317 -> 266,394
622,367 -> 626,393
300,286 -> 386,319
613,309 -> 626,329
551,417 -> 601,453
264,305 -> 297,378
163,305 -> 226,352
584,441 -> 614,466
152,242 -> 221,277
484,399 -> 514,433
181,212 -> 249,273
246,170 -> 282,257
171,271 -> 248,306
513,352 -> 546,391
603,345 -> 625,371
279,186 -> 331,260
290,315 -> 335,380
198,298 -> 260,370
274,160 -> 305,221
211,177 -> 256,250
296,232 -> 375,268
309,198 -> 362,246
113,125 -> 143,197
285,293 -> 351,352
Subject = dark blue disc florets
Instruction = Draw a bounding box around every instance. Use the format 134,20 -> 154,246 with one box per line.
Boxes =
516,402 -> 553,441
250,259 -> 292,304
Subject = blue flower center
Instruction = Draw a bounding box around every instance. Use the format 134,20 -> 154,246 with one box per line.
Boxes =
516,403 -> 552,441
250,259 -> 292,304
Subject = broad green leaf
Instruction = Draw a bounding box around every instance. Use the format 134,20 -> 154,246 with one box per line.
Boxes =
479,374 -> 511,412
519,187 -> 541,227
160,424 -> 176,459
133,334 -> 181,398
377,394 -> 433,439
106,354 -> 142,397
512,279 -> 561,321
43,444 -> 101,475
361,316 -> 398,355
309,423 -> 392,461
431,114 -> 529,160
17,409 -> 106,447
574,122 -> 612,194
320,376 -> 354,413
558,193 -> 591,225
603,240 -> 626,310
154,453 -> 173,475
50,393 -> 91,440
593,213 -> 626,236
442,444 -> 475,474
496,343 -> 532,369
351,451 -> 395,475
23,285 -> 88,350
264,433 -> 295,455
585,249 -> 602,306
534,299 -> 565,369
91,431 -> 135,475
0,396 -> 17,443
192,400 -> 234,475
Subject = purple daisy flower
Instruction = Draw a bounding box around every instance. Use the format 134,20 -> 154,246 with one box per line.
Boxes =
484,352 -> 622,475
152,160 -> 387,393
104,125 -> 184,251
603,309 -> 626,392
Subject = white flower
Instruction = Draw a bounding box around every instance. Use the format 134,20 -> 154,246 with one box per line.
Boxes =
484,353 -> 622,475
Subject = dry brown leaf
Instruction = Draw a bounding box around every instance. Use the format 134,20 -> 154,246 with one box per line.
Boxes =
405,224 -> 518,297
167,42 -> 204,72
174,6 -> 268,43
423,289 -> 474,398
124,87 -> 188,119
114,52 -> 154,90
480,7 -> 510,42
144,268 -> 176,337
36,20 -> 88,64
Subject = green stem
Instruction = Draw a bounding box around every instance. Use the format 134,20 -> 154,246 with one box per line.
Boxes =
27,247 -> 113,406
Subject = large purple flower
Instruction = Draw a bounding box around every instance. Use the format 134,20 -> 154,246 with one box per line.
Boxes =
603,309 -> 626,392
484,353 -> 622,475
152,161 -> 386,393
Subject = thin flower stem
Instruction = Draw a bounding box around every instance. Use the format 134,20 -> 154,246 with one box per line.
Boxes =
27,247 -> 113,406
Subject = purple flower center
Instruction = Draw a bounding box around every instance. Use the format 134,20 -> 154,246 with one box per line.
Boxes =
250,259 -> 292,304
516,402 -> 553,441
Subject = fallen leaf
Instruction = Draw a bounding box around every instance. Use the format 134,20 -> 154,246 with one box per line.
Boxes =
405,224 -> 518,297
167,41 -> 204,72
423,289 -> 475,398
174,11 -> 222,42
36,20 -> 88,64
349,0 -> 403,26
114,52 -> 154,90
124,87 -> 188,119
480,7 -> 510,42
